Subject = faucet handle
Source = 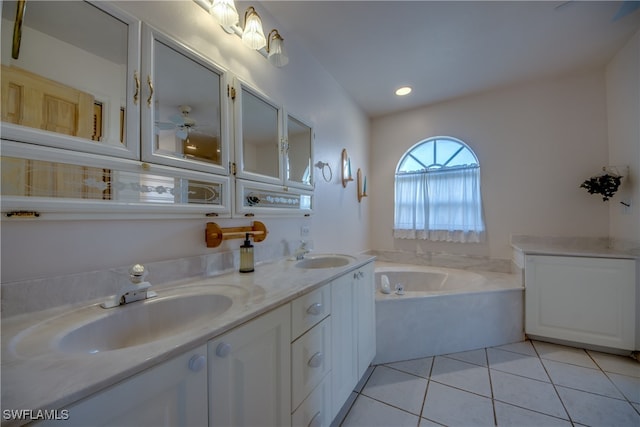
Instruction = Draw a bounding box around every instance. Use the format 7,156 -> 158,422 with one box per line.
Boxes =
128,264 -> 147,284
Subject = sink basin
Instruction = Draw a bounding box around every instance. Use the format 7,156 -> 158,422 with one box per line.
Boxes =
11,284 -> 248,357
295,254 -> 356,269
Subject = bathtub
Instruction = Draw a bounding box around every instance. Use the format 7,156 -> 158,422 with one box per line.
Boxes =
374,262 -> 524,364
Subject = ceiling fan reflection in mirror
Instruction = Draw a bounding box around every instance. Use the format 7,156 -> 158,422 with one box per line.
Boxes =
155,105 -> 197,141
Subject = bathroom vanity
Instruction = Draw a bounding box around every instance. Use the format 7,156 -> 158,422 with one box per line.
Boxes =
1,255 -> 375,427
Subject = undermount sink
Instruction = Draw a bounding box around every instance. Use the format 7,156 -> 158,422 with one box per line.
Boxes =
295,254 -> 356,269
11,284 -> 247,357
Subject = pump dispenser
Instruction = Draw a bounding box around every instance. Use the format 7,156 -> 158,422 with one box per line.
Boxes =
239,233 -> 255,273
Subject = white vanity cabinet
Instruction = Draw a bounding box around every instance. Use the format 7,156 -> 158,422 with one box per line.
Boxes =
291,285 -> 332,427
38,345 -> 208,427
330,261 -> 376,419
525,255 -> 637,350
208,304 -> 292,427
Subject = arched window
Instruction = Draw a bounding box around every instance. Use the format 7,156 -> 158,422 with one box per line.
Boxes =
394,136 -> 485,243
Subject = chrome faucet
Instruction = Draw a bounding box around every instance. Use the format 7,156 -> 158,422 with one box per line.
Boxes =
294,240 -> 310,260
101,264 -> 157,309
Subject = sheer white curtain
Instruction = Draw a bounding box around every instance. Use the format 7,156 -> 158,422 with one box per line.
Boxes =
393,167 -> 485,243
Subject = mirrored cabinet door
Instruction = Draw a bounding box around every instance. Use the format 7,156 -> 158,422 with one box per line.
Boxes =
0,1 -> 141,159
141,26 -> 229,175
285,113 -> 313,190
234,82 -> 284,185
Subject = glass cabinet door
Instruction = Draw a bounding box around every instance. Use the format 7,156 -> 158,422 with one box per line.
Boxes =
234,82 -> 283,185
141,25 -> 229,175
0,1 -> 140,159
284,113 -> 313,190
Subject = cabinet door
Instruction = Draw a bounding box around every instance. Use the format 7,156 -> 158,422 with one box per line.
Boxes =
330,274 -> 357,420
525,255 -> 636,350
141,25 -> 230,175
0,1 -> 141,159
233,80 -> 284,186
284,112 -> 314,190
209,304 -> 291,427
355,263 -> 376,378
39,345 -> 208,427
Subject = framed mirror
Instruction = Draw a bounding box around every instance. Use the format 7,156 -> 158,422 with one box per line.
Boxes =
234,82 -> 283,185
141,25 -> 229,176
285,114 -> 313,189
0,1 -> 141,159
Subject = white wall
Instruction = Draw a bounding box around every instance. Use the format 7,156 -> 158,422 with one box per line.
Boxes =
606,30 -> 640,249
1,1 -> 370,283
370,69 -> 610,260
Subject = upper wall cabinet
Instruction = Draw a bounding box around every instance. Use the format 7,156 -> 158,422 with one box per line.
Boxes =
0,1 -> 141,159
140,25 -> 230,176
233,80 -> 314,191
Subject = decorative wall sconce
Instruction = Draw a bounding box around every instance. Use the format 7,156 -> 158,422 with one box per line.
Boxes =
357,168 -> 368,202
195,0 -> 289,67
341,149 -> 353,187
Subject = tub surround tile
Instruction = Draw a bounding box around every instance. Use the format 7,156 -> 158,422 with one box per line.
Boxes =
368,250 -> 513,273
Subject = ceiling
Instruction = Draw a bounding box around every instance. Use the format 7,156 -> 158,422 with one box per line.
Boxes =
260,1 -> 640,118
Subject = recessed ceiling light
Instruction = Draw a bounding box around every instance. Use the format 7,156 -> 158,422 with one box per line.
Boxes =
395,86 -> 412,96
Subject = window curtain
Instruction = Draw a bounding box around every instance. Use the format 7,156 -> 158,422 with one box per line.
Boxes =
393,167 -> 485,243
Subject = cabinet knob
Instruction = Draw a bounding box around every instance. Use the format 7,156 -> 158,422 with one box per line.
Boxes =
307,351 -> 323,368
188,354 -> 206,372
216,342 -> 231,358
308,411 -> 322,427
306,302 -> 323,316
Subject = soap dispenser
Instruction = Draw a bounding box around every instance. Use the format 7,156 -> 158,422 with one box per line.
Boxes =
239,233 -> 255,273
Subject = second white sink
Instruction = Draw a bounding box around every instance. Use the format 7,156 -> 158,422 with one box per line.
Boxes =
295,254 -> 355,269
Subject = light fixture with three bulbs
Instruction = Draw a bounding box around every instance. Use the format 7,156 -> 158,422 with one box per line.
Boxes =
197,0 -> 289,67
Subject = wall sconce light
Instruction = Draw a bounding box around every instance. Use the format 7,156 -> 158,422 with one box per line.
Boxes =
210,0 -> 238,28
242,6 -> 266,50
267,29 -> 289,67
195,0 -> 288,67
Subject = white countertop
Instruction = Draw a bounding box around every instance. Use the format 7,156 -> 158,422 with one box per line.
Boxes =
1,254 -> 375,423
511,241 -> 638,260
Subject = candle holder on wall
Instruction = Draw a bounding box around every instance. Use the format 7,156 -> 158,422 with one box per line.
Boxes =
357,168 -> 368,202
341,148 -> 353,188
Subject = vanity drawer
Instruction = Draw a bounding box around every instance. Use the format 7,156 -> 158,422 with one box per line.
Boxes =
292,317 -> 331,410
292,375 -> 332,427
291,284 -> 331,340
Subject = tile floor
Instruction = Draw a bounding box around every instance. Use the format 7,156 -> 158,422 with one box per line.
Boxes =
336,340 -> 640,427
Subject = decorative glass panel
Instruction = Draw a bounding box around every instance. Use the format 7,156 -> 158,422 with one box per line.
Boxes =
242,187 -> 311,210
1,156 -> 224,206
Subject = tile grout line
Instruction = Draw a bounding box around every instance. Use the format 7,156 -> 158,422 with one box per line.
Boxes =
530,340 -> 576,426
584,350 -> 640,416
417,356 -> 436,425
485,348 -> 498,426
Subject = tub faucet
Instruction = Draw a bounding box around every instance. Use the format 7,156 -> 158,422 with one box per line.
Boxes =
294,240 -> 310,260
101,264 -> 157,309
